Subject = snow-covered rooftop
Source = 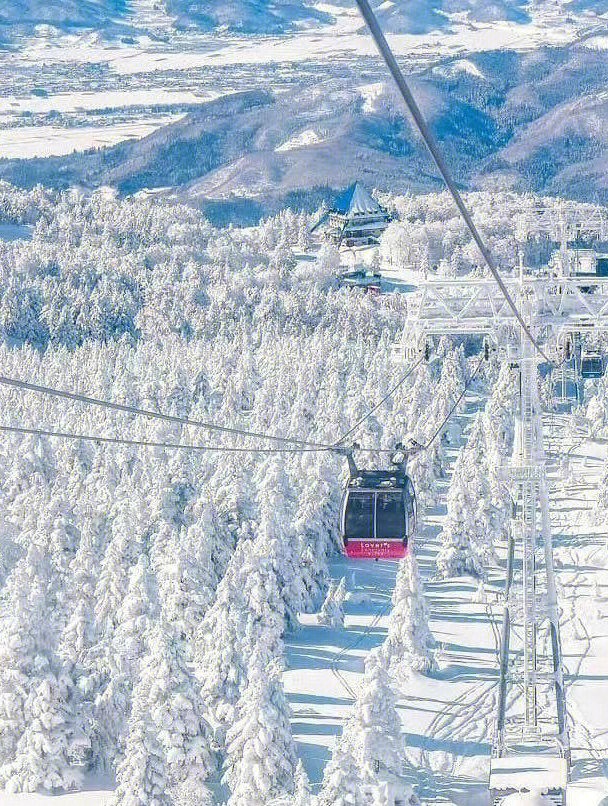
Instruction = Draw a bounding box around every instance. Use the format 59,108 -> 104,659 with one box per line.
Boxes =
331,182 -> 385,217
489,755 -> 568,792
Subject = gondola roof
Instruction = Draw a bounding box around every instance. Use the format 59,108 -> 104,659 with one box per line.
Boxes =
347,469 -> 407,489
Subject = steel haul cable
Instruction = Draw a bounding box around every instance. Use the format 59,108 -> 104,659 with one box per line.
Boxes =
422,354 -> 485,450
334,355 -> 424,446
0,358 -> 422,456
0,424 -> 327,453
0,375 -> 331,450
0,353 -> 482,456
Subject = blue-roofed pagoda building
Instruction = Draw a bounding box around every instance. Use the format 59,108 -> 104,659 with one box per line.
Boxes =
325,182 -> 391,247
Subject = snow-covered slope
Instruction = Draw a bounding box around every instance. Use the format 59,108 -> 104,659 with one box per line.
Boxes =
6,44 -> 608,209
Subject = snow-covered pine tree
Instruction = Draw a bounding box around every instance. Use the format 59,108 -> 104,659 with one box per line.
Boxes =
292,453 -> 335,612
406,443 -> 436,510
383,555 -> 435,675
113,553 -> 157,681
0,534 -> 73,761
459,412 -> 497,567
223,648 -> 297,806
94,499 -> 143,640
343,649 -> 405,780
156,531 -> 215,646
292,759 -> 315,806
318,577 -> 345,628
406,363 -> 434,436
318,741 -> 366,806
1,662 -> 89,794
59,522 -> 99,666
197,546 -> 248,725
92,549 -> 156,770
436,458 -> 483,579
484,360 -> 516,455
57,524 -> 101,769
113,622 -> 215,806
239,543 -> 286,668
111,691 -> 170,806
198,537 -> 285,727
255,455 -> 304,631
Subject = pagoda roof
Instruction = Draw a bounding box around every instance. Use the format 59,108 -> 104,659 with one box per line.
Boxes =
331,182 -> 385,217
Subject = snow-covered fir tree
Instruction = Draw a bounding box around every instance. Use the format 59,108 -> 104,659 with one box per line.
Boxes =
436,460 -> 484,579
383,555 -> 435,675
342,649 -> 405,781
113,621 -> 215,806
318,577 -> 346,628
318,742 -> 366,806
223,648 -> 297,806
1,663 -> 89,794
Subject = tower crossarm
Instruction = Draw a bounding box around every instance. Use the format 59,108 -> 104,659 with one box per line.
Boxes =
400,275 -> 608,350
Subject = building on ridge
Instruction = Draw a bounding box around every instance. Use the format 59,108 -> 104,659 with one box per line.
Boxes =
325,182 -> 391,247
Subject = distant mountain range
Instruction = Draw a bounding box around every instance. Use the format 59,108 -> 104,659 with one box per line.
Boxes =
0,0 -> 329,38
0,0 -> 597,38
2,1 -> 608,222
0,0 -> 127,29
3,44 -> 608,221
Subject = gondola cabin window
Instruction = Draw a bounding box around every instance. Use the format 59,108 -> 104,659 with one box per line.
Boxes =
376,492 -> 405,538
344,492 -> 374,539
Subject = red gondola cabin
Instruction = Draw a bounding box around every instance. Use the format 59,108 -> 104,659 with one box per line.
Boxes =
339,468 -> 416,559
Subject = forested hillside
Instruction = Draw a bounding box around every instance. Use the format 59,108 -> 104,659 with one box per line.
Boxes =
0,181 -> 482,800
0,182 -> 606,803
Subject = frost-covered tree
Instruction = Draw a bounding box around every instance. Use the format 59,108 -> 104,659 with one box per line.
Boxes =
198,538 -> 284,726
384,555 -> 435,675
436,463 -> 483,579
460,413 -> 498,566
197,546 -> 248,724
223,649 -> 297,806
341,649 -> 413,795
292,759 -> 315,806
318,742 -> 366,806
0,547 -> 62,766
255,455 -> 304,631
292,453 -> 336,612
156,531 -> 214,646
113,622 -> 215,806
484,360 -> 516,455
113,553 -> 157,681
1,664 -> 89,794
59,525 -> 98,666
318,577 -> 346,628
94,499 -> 144,639
111,698 -> 170,806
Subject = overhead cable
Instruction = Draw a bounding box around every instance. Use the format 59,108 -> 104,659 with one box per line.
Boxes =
423,354 -> 485,450
334,355 -> 424,446
0,374 -> 331,450
0,424 -> 328,453
353,0 -> 551,365
0,423 -> 396,454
